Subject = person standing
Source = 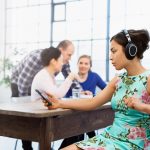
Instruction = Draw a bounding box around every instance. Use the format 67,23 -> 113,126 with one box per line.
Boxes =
31,46 -> 78,101
10,40 -> 75,150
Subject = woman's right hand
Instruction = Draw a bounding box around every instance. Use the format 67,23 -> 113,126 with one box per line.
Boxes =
68,72 -> 80,81
43,93 -> 61,110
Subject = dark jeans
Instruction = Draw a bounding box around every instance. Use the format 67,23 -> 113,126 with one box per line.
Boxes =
11,83 -> 33,150
59,131 -> 95,149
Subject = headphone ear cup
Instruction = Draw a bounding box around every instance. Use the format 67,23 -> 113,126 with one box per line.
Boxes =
125,43 -> 137,60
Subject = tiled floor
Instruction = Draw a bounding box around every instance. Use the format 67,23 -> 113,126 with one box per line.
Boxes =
0,137 -> 63,150
0,129 -> 104,150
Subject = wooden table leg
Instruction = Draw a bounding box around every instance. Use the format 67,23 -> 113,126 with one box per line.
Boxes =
39,118 -> 52,150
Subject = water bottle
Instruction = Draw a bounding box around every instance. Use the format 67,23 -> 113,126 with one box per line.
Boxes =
72,81 -> 82,99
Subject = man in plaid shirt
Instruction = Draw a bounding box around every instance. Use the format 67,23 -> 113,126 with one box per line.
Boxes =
10,40 -> 75,150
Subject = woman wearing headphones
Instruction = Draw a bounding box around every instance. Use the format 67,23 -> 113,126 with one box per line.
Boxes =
44,29 -> 150,150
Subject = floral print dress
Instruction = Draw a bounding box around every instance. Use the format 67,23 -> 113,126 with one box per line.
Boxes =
76,71 -> 150,150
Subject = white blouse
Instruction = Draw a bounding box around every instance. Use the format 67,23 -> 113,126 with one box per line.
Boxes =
31,68 -> 72,101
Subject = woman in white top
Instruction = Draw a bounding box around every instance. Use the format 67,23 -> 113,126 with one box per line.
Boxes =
31,46 -> 76,101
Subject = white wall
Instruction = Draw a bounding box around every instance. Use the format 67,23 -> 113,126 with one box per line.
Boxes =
0,0 -> 5,55
0,0 -> 11,102
0,85 -> 11,102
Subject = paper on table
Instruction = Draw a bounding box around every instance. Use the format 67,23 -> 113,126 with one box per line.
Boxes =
80,94 -> 93,98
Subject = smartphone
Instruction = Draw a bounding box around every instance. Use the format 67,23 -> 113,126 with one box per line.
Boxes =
35,89 -> 52,106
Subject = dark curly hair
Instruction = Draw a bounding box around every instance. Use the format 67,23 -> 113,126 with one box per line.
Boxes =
41,46 -> 61,66
110,29 -> 150,59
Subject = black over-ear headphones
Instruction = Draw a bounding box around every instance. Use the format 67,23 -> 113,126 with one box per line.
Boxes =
123,29 -> 137,60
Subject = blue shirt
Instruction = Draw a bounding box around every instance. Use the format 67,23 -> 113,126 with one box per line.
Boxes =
65,71 -> 106,97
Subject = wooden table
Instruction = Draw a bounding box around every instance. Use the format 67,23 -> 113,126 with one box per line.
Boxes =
0,97 -> 114,150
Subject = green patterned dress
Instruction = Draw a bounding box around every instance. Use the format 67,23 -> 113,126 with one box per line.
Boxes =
76,71 -> 150,150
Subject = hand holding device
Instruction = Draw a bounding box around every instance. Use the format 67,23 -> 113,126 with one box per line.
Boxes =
35,89 -> 52,106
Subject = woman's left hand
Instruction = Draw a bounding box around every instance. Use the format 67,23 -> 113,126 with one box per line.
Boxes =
124,97 -> 142,110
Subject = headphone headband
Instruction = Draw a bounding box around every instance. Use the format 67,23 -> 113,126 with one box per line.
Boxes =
123,29 -> 132,43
